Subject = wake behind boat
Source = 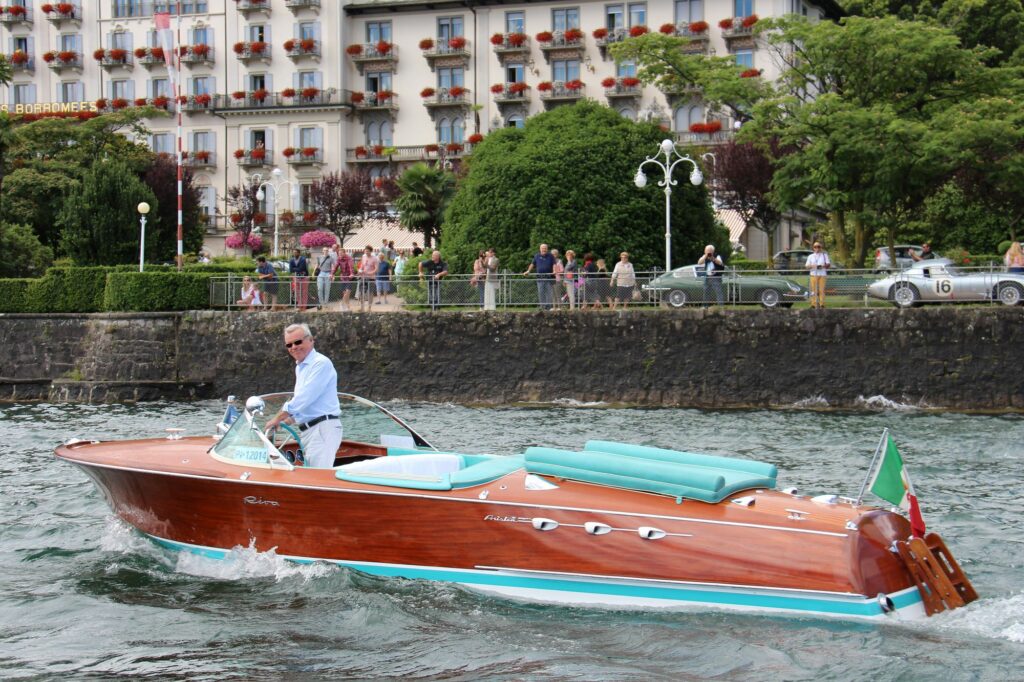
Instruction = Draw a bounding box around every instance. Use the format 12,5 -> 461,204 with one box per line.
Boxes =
55,393 -> 977,620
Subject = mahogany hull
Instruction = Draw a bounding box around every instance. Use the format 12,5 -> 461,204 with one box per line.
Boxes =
58,436 -> 927,619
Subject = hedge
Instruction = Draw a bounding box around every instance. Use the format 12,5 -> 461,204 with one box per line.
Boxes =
25,266 -> 114,312
0,279 -> 30,313
103,272 -> 213,311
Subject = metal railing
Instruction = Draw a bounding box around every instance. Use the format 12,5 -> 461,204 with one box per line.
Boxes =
209,265 -> 1022,311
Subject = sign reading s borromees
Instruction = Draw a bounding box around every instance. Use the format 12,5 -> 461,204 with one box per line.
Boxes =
1,101 -> 100,114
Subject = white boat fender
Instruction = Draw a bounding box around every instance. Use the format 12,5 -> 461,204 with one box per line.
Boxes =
877,593 -> 896,614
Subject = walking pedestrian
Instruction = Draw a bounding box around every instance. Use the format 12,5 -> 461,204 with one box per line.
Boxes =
805,242 -> 831,309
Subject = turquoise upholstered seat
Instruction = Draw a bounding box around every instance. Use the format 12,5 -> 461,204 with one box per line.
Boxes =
335,452 -> 524,490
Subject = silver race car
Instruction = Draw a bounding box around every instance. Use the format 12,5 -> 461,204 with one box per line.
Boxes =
867,258 -> 1024,308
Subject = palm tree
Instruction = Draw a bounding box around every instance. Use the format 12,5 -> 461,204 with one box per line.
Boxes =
393,162 -> 456,248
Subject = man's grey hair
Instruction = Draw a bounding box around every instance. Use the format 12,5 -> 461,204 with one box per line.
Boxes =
705,244 -> 716,252
284,323 -> 312,338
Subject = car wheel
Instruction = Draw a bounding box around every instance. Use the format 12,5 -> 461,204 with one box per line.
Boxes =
995,282 -> 1024,306
758,289 -> 781,308
667,289 -> 688,308
890,283 -> 920,308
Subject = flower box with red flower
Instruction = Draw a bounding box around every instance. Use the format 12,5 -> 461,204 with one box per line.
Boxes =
7,5 -> 26,15
448,85 -> 466,98
563,28 -> 584,43
134,97 -> 147,107
375,90 -> 393,102
152,95 -> 170,108
718,18 -> 734,29
133,47 -> 147,59
283,147 -> 297,158
233,149 -> 246,159
300,38 -> 316,52
93,48 -> 106,61
111,98 -> 129,110
741,14 -> 759,28
564,79 -> 584,91
281,88 -> 296,98
489,33 -> 503,46
372,144 -> 385,156
537,81 -> 553,92
42,51 -> 56,62
231,90 -> 246,100
57,50 -> 77,63
467,133 -> 483,145
350,91 -> 365,104
10,50 -> 28,65
420,87 -> 436,98
283,39 -> 296,52
56,3 -> 73,15
192,44 -> 210,57
41,3 -> 53,12
345,44 -> 363,56
194,150 -> 211,163
509,82 -> 528,94
445,143 -> 463,154
233,42 -> 245,54
302,211 -> 318,224
689,21 -> 709,34
420,38 -> 435,50
108,48 -> 128,62
592,27 -> 609,39
739,68 -> 760,78
301,86 -> 320,100
95,98 -> 108,110
252,88 -> 270,102
424,144 -> 439,154
194,93 -> 212,106
252,213 -> 268,226
629,25 -> 649,37
660,23 -> 677,35
535,31 -> 553,43
279,211 -> 295,226
250,41 -> 267,54
301,147 -> 318,158
601,77 -> 616,88
490,83 -> 504,94
354,146 -> 368,157
448,36 -> 467,50
375,40 -> 392,55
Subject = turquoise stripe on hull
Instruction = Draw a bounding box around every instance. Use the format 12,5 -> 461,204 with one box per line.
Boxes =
149,535 -> 922,619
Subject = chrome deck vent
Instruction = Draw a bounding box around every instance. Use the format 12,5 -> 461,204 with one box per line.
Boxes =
585,522 -> 612,535
732,496 -> 756,507
532,518 -> 559,531
638,527 -> 667,540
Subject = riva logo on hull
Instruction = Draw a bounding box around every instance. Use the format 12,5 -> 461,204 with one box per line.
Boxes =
484,514 -> 529,523
244,496 -> 280,506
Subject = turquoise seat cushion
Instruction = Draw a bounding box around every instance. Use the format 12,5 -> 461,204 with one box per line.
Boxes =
336,453 -> 524,490
449,455 -> 524,488
584,440 -> 777,482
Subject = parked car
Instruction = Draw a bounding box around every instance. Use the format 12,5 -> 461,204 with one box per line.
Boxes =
773,249 -> 846,274
866,259 -> 1024,307
873,245 -> 934,271
644,265 -> 810,308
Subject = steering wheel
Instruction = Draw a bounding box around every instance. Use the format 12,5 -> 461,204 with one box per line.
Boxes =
269,423 -> 305,465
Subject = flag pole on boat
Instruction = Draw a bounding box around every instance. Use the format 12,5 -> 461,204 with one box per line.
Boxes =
855,427 -> 889,506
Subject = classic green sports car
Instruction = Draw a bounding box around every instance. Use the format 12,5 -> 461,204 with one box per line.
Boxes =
644,265 -> 810,308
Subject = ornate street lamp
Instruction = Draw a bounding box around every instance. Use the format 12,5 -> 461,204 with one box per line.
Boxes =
252,167 -> 299,257
634,139 -> 703,272
137,201 -> 150,272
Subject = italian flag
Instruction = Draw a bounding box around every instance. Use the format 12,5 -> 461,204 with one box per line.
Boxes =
868,435 -> 927,538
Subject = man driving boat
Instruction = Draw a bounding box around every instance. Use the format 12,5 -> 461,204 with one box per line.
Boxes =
265,323 -> 342,468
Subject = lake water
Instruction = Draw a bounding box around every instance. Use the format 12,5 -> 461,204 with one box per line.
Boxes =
1,400 -> 1023,680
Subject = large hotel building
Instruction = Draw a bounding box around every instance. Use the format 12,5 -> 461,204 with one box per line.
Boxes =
2,0 -> 839,259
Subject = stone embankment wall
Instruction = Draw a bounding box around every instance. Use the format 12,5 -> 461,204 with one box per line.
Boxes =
1,309 -> 1021,410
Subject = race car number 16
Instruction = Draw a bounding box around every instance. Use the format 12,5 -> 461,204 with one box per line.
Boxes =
933,278 -> 954,297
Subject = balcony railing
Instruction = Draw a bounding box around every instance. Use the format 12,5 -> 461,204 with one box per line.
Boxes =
491,33 -> 530,57
285,39 -> 321,61
180,45 -> 214,67
351,92 -> 398,112
233,42 -> 272,64
43,3 -> 80,26
347,143 -> 477,163
111,1 -> 211,18
44,52 -> 83,72
285,0 -> 320,13
235,149 -> 275,168
594,27 -> 628,58
422,88 -> 470,109
721,18 -> 756,41
0,6 -> 32,26
422,39 -> 470,68
214,88 -> 344,111
539,81 -> 586,103
604,78 -> 642,98
183,151 -> 216,168
673,129 -> 736,146
347,43 -> 398,70
284,148 -> 323,165
236,0 -> 272,16
180,94 -> 214,113
8,54 -> 34,73
537,30 -> 586,61
99,51 -> 134,71
136,47 -> 166,68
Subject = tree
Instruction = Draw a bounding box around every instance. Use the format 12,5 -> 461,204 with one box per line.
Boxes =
393,163 -> 456,249
0,221 -> 53,277
309,170 -> 391,247
0,168 -> 79,250
713,141 -> 783,252
58,158 -> 158,265
143,154 -> 204,261
443,101 -> 723,273
225,182 -> 262,254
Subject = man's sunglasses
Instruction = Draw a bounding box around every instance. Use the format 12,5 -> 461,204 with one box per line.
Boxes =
285,338 -> 306,349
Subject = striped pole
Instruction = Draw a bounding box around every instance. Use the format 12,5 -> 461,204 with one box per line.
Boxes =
175,0 -> 183,270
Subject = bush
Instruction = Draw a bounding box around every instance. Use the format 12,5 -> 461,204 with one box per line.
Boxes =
103,272 -> 213,311
0,222 -> 53,277
395,254 -> 429,304
727,257 -> 770,272
0,279 -> 30,312
24,266 -> 111,312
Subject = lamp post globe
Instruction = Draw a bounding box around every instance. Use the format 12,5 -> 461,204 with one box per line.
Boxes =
634,141 -> 705,272
137,202 -> 151,273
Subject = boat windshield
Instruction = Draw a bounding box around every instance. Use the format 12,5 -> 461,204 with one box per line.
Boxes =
212,393 -> 433,466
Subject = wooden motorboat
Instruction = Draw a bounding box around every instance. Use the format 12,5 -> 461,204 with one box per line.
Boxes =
54,393 -> 976,620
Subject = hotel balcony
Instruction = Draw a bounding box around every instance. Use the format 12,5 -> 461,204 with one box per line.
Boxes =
45,51 -> 83,73
285,38 -> 321,62
421,87 -> 470,111
721,18 -> 756,47
233,41 -> 271,65
347,42 -> 397,74
674,129 -> 737,146
347,143 -> 475,164
183,151 -> 216,169
594,28 -> 627,60
135,47 -> 166,69
491,32 -> 530,61
181,94 -> 214,114
235,149 -> 275,169
214,88 -> 346,114
98,50 -> 134,72
603,77 -> 642,100
421,38 -> 470,71
492,83 -> 531,106
536,30 -> 586,63
0,6 -> 32,27
673,24 -> 712,54
44,4 -> 80,28
7,53 -> 34,74
285,0 -> 320,14
180,45 -> 215,68
539,81 -> 585,108
284,147 -> 323,167
236,0 -> 272,18
351,91 -> 398,117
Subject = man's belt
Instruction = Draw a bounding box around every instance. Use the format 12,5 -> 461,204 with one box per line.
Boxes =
297,414 -> 339,431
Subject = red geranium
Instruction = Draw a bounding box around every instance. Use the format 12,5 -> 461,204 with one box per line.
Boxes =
232,91 -> 246,100
234,148 -> 246,159
41,3 -> 54,12
537,81 -> 553,92
111,98 -> 128,110
535,31 -> 553,42
373,144 -> 384,155
741,14 -> 759,28
489,33 -> 503,46
629,25 -> 649,37
448,85 -> 466,97
134,47 -> 148,58
448,36 -> 466,49
302,211 -> 318,223
134,97 -> 147,106
95,98 -> 108,109
153,96 -> 169,107
109,48 -> 127,61
283,39 -> 296,51
564,79 -> 583,91
420,87 -> 436,98
194,150 -> 210,161
42,51 -> 56,62
564,28 -> 584,42
509,82 -> 528,94
354,146 -> 367,156
375,40 -> 391,54
445,142 -> 463,153
350,91 -> 364,103
689,21 -> 709,33
93,48 -> 106,61
281,88 -> 296,98
10,50 -> 28,65
300,38 -> 315,52
375,89 -> 393,102
301,87 -> 320,99
718,18 -> 734,29
622,76 -> 641,87
56,3 -> 73,15
195,93 -> 212,105
233,42 -> 245,54
301,147 -> 318,158
601,77 -> 616,88
424,144 -> 439,153
490,83 -> 504,93
420,38 -> 435,50
249,41 -> 267,54
252,88 -> 269,101
151,46 -> 164,60
592,27 -> 609,39
508,32 -> 527,46
58,50 -> 77,63
660,23 -> 677,35
283,147 -> 296,157
346,44 -> 363,55
193,44 -> 210,56
467,133 -> 483,144
739,68 -> 760,78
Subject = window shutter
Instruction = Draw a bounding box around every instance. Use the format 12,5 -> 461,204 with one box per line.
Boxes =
265,72 -> 273,93
266,129 -> 274,153
314,71 -> 322,89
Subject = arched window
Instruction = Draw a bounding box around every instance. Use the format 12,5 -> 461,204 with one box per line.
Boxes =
506,113 -> 524,128
452,116 -> 464,142
674,104 -> 703,131
380,120 -> 393,145
367,121 -> 380,145
617,106 -> 636,121
438,117 -> 451,144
